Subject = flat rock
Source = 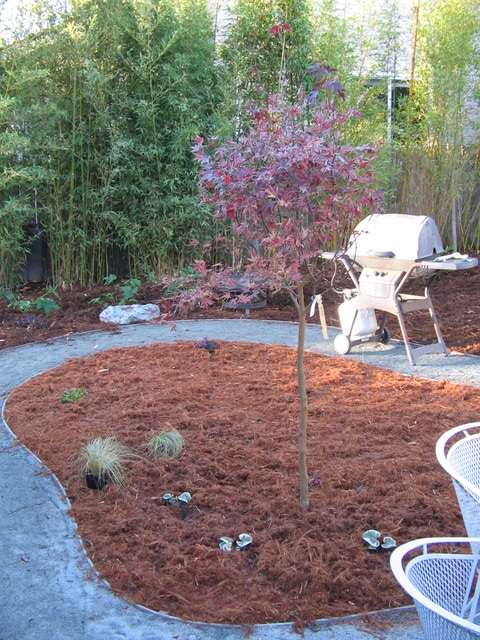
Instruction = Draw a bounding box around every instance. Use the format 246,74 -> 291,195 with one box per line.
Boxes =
99,304 -> 160,325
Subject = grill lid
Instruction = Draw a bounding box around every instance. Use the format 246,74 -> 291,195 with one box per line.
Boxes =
347,214 -> 444,261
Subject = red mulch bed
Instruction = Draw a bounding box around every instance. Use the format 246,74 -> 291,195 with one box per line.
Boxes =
4,340 -> 480,626
2,258 -> 480,625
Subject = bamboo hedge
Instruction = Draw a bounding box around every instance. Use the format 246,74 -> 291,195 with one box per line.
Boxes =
0,0 -> 479,288
1,0 -> 224,286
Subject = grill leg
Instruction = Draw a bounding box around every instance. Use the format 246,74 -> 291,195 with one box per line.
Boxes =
424,282 -> 448,353
394,306 -> 417,366
395,287 -> 449,365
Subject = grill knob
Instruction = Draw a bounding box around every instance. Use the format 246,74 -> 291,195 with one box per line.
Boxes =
374,271 -> 379,276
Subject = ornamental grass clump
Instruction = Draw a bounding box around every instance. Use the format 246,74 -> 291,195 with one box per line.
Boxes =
147,430 -> 184,461
79,436 -> 133,489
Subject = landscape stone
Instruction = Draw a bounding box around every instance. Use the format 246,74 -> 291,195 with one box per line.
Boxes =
99,304 -> 160,325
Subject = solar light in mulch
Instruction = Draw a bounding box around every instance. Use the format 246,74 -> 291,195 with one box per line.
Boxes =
362,529 -> 396,552
163,491 -> 192,505
235,533 -> 253,550
219,533 -> 253,552
381,536 -> 397,551
219,536 -> 234,552
362,529 -> 381,551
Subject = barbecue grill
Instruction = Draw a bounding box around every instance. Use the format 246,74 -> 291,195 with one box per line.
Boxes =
322,213 -> 478,365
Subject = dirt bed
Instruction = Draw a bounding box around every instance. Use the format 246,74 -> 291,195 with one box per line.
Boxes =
1,255 -> 479,354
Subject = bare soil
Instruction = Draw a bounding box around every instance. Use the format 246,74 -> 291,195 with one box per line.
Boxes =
1,256 -> 479,354
2,259 -> 480,626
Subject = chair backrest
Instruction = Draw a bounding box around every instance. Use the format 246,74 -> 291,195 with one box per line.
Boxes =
390,538 -> 480,639
436,423 -> 480,540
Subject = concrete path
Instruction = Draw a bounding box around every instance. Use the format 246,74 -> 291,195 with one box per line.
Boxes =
2,319 -> 478,640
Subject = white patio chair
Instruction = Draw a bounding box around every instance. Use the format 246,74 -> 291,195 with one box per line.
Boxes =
436,423 -> 480,543
390,537 -> 480,639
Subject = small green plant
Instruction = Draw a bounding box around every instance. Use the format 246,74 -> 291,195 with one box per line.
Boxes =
147,429 -> 184,460
10,298 -> 33,312
2,289 -> 31,311
3,286 -> 60,317
119,277 -> 141,304
88,292 -> 116,308
103,274 -> 117,285
88,275 -> 141,307
79,436 -> 133,488
34,285 -> 60,317
35,292 -> 60,317
88,275 -> 118,307
59,388 -> 88,404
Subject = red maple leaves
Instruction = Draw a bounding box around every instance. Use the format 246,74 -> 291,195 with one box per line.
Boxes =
270,23 -> 291,37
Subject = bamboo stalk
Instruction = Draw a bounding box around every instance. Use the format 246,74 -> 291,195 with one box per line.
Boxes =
400,0 -> 421,213
66,57 -> 78,284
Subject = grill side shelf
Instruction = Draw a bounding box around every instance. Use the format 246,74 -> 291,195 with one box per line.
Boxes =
420,257 -> 478,271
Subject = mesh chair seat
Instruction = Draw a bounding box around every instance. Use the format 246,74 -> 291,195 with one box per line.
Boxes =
390,538 -> 480,639
436,423 -> 480,541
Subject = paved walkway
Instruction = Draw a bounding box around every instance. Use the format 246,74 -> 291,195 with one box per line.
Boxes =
2,319 -> 479,640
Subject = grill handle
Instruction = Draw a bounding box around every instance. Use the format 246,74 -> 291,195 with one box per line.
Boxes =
366,250 -> 395,258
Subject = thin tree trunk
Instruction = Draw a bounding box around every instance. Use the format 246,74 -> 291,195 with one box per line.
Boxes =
297,279 -> 309,510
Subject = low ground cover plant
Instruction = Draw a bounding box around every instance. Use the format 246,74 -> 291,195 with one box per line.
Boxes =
147,430 -> 184,460
1,286 -> 60,317
59,388 -> 88,404
88,276 -> 142,308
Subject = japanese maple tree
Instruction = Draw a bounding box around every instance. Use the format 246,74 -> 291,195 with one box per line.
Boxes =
179,90 -> 382,509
